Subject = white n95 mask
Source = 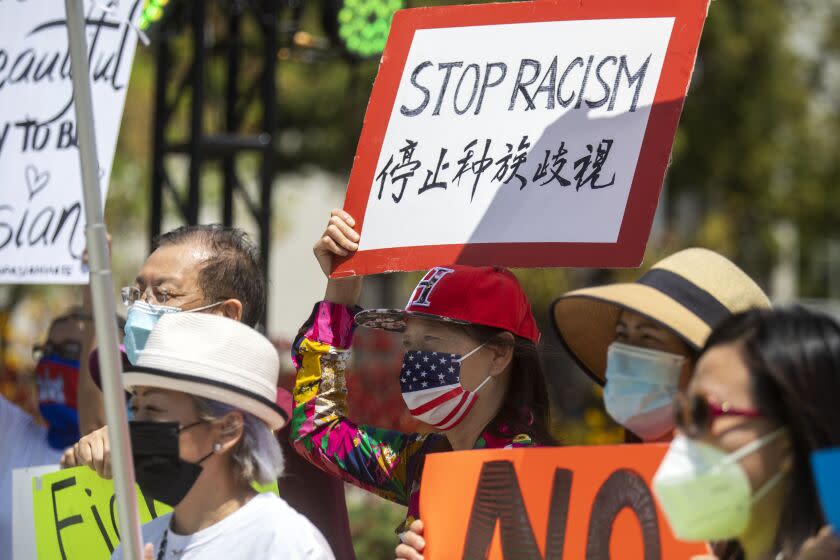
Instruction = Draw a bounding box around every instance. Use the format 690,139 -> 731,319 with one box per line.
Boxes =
652,429 -> 788,542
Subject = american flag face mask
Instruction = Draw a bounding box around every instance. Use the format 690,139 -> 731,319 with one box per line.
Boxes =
399,343 -> 489,430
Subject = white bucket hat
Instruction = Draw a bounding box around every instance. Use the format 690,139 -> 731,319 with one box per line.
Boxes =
123,313 -> 287,430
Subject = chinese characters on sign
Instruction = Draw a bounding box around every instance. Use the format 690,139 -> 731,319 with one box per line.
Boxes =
376,136 -> 617,204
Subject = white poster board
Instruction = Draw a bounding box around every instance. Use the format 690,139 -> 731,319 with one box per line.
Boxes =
12,464 -> 58,560
361,17 -> 673,250
0,0 -> 142,284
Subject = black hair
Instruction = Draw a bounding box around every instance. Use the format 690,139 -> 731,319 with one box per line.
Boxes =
461,324 -> 556,446
703,307 -> 840,560
51,309 -> 125,331
154,225 -> 265,328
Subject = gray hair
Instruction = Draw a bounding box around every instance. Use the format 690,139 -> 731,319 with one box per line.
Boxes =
191,396 -> 284,485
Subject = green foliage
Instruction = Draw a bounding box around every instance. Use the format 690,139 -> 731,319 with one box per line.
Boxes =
667,0 -> 840,296
347,491 -> 407,560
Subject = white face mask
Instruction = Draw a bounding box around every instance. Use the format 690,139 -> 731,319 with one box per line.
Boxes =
652,428 -> 788,542
603,342 -> 685,440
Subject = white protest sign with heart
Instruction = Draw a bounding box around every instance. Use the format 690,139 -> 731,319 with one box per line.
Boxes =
0,0 -> 142,284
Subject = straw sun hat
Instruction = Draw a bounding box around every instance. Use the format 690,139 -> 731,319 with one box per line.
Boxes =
550,248 -> 771,385
123,313 -> 288,430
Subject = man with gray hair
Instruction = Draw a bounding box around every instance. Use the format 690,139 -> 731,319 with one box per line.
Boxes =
78,225 -> 264,433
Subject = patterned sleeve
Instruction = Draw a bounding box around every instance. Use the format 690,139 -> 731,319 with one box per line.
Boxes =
289,301 -> 428,506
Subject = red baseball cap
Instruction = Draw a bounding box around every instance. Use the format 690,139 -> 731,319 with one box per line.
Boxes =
355,265 -> 540,344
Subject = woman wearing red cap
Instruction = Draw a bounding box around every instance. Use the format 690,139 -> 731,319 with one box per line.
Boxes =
290,209 -> 553,560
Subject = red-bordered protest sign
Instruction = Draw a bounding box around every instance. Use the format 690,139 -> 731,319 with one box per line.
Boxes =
332,0 -> 709,277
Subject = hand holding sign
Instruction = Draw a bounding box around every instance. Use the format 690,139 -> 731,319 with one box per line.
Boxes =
315,208 -> 364,307
795,526 -> 840,560
395,520 -> 426,560
61,425 -> 112,479
314,208 -> 360,274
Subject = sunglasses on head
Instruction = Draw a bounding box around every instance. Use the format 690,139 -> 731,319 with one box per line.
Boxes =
673,392 -> 762,439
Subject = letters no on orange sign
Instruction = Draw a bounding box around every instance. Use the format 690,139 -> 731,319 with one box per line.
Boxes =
419,445 -> 706,559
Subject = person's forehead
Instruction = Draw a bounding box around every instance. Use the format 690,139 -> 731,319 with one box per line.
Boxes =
48,318 -> 84,342
134,387 -> 164,397
132,388 -> 198,417
690,343 -> 752,402
137,243 -> 212,286
133,386 -> 184,400
404,317 -> 461,336
617,308 -> 665,330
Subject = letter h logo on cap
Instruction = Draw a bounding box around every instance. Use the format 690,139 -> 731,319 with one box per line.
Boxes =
410,267 -> 454,307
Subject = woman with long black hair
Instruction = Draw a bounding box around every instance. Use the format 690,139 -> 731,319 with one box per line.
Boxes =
653,307 -> 840,560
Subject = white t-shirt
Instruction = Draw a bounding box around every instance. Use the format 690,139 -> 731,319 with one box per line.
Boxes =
0,396 -> 63,559
112,492 -> 335,560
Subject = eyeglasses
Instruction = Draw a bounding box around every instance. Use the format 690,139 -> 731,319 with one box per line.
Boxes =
120,286 -> 172,306
33,341 -> 82,362
673,392 -> 762,439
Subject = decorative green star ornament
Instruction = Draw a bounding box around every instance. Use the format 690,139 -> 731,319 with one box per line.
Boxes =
139,0 -> 169,31
337,0 -> 404,59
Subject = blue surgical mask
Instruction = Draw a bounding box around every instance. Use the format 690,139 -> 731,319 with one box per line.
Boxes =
603,342 -> 685,441
124,301 -> 182,364
124,300 -> 222,364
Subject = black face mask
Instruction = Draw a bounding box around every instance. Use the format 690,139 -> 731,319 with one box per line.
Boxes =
129,420 -> 213,507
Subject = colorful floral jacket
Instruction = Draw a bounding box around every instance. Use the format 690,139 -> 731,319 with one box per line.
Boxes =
290,301 -> 536,533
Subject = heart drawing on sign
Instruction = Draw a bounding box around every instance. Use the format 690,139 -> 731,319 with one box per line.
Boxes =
25,165 -> 50,201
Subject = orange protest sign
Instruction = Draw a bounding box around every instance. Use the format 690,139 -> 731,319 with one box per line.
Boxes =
419,444 -> 706,560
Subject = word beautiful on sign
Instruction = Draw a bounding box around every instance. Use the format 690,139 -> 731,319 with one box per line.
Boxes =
0,0 -> 141,284
420,445 -> 706,560
333,0 -> 710,277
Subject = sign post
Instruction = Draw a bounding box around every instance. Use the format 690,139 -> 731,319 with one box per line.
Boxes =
64,1 -> 143,559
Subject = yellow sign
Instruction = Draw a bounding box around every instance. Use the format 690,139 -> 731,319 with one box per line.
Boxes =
32,467 -> 170,559
31,467 -> 279,559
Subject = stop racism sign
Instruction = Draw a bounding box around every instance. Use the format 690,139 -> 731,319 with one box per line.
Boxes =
333,0 -> 710,277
